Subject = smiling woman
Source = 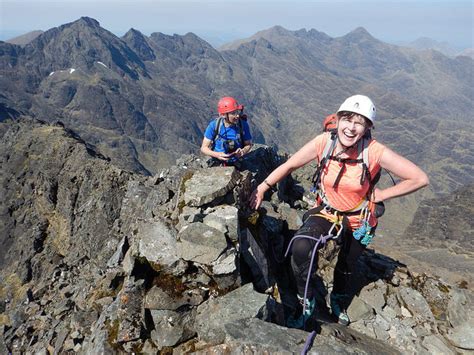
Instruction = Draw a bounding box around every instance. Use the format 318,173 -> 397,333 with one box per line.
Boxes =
250,94 -> 429,328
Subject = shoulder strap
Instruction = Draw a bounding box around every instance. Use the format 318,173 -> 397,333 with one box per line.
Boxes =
211,117 -> 224,150
238,118 -> 244,144
359,136 -> 372,186
311,132 -> 337,191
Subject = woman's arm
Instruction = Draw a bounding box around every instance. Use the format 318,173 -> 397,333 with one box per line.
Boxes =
250,137 -> 319,209
373,147 -> 429,202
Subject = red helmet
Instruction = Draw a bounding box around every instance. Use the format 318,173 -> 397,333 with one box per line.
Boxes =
323,113 -> 338,132
217,97 -> 243,115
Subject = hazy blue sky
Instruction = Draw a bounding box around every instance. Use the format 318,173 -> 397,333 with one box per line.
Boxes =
1,0 -> 472,49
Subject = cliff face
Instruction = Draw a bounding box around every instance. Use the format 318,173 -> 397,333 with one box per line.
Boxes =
0,118 -> 472,354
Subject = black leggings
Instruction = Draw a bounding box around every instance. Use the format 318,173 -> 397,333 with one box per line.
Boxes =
291,214 -> 365,299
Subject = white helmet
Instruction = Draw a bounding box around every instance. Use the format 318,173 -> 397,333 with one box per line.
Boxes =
337,95 -> 376,123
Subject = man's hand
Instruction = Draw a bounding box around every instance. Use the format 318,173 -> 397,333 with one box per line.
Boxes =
234,148 -> 244,158
216,152 -> 232,161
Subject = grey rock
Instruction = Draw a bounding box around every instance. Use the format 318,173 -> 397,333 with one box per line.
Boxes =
349,320 -> 377,339
106,236 -> 128,269
413,322 -> 433,337
359,282 -> 387,313
445,319 -> 474,350
224,317 -> 401,355
421,334 -> 455,355
141,339 -> 158,354
177,222 -> 228,265
278,203 -> 303,231
81,297 -> 120,354
116,278 -> 145,343
184,167 -> 239,207
386,293 -> 402,314
447,288 -> 474,328
144,286 -> 205,310
177,206 -> 202,230
194,283 -> 268,344
240,228 -> 271,292
203,205 -> 239,242
53,327 -> 69,353
133,218 -> 180,270
380,305 -> 398,321
63,338 -> 75,351
211,250 -> 238,276
150,309 -> 196,349
120,180 -> 172,232
398,286 -> 435,323
373,314 -> 391,340
93,296 -> 114,311
347,296 -> 374,322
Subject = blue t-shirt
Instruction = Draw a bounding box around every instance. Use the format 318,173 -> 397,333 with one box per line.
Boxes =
204,118 -> 252,154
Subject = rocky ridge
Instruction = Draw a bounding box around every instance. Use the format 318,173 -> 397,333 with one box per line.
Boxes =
0,118 -> 472,354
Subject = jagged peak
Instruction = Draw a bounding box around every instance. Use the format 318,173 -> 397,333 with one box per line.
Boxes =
123,28 -> 147,40
183,31 -> 212,44
72,16 -> 101,28
219,25 -> 294,51
253,25 -> 293,39
341,26 -> 376,41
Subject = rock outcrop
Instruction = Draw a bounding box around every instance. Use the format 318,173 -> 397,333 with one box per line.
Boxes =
0,118 -> 472,354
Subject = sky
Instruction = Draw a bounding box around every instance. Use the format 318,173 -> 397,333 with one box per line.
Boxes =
0,0 -> 472,49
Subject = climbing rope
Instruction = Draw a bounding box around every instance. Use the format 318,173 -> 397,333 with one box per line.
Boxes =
283,217 -> 344,354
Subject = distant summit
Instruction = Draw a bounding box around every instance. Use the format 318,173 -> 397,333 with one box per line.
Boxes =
5,30 -> 43,46
339,27 -> 377,42
404,36 -> 463,57
219,25 -> 330,51
458,47 -> 474,59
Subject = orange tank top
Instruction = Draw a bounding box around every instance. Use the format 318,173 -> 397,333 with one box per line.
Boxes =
314,132 -> 386,229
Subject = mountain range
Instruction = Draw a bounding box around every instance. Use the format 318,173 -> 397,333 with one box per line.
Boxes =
1,17 -> 473,236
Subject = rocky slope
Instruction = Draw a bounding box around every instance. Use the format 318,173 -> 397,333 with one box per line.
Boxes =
1,118 -> 472,354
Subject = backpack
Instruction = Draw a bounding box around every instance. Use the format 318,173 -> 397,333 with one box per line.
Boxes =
210,113 -> 247,151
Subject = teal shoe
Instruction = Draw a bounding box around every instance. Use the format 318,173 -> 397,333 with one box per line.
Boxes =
287,295 -> 315,329
330,293 -> 350,326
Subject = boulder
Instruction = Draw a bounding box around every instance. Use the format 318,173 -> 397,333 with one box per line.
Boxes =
203,205 -> 239,242
177,222 -> 228,265
421,334 -> 455,355
347,296 -> 374,322
194,283 -> 268,344
144,286 -> 205,310
183,167 -> 239,207
149,309 -> 196,349
445,319 -> 474,350
397,286 -> 435,323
